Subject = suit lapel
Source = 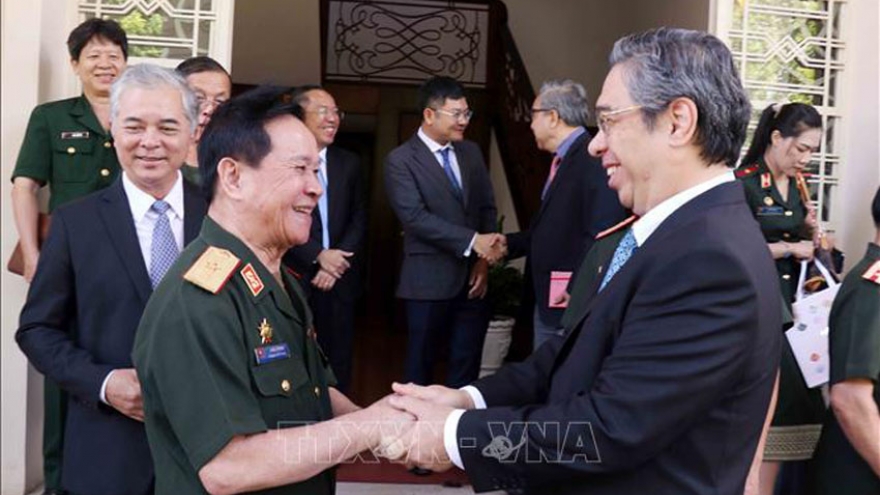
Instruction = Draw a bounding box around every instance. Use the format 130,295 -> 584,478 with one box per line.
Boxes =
182,180 -> 206,244
326,147 -> 343,239
453,145 -> 470,209
533,133 -> 588,226
99,180 -> 152,304
410,136 -> 464,206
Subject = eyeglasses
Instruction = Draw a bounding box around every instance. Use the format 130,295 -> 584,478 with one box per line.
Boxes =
530,107 -> 555,116
434,108 -> 474,122
196,94 -> 227,110
308,107 -> 345,121
596,105 -> 643,134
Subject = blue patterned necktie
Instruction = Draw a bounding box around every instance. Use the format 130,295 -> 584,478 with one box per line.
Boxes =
149,200 -> 179,289
599,228 -> 637,292
317,157 -> 330,249
439,147 -> 463,201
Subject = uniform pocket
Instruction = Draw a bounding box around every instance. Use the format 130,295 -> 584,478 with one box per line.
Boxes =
251,354 -> 310,398
51,138 -> 96,183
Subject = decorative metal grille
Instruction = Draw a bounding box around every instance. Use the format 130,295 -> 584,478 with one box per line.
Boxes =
78,0 -> 222,63
726,0 -> 846,232
325,0 -> 490,86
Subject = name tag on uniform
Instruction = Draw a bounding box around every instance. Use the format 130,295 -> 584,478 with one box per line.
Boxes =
756,206 -> 784,216
60,131 -> 90,140
254,343 -> 291,365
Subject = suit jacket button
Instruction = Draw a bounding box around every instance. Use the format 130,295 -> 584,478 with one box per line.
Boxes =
281,379 -> 291,392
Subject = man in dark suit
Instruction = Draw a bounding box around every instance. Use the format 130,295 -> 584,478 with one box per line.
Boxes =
506,79 -> 627,349
16,64 -> 207,495
284,86 -> 367,393
385,28 -> 782,495
384,76 -> 504,389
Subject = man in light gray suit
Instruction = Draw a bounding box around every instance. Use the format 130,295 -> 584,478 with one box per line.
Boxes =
384,76 -> 504,389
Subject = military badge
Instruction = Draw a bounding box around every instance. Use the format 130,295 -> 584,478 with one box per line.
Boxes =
764,196 -> 774,206
862,260 -> 880,285
61,131 -> 89,139
183,246 -> 240,294
258,318 -> 273,344
761,173 -> 772,189
241,263 -> 264,297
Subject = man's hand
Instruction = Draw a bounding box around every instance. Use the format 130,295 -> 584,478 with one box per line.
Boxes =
105,368 -> 144,422
789,240 -> 815,261
317,249 -> 354,278
359,395 -> 416,460
386,394 -> 454,472
311,269 -> 338,292
392,382 -> 475,410
468,258 -> 489,299
23,250 -> 39,283
473,233 -> 507,264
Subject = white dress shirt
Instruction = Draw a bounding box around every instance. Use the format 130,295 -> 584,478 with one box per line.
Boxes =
417,127 -> 476,255
99,170 -> 185,403
442,169 -> 736,468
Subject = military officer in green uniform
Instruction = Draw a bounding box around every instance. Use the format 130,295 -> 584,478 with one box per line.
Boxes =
9,19 -> 128,495
737,102 -> 827,493
133,86 -> 412,494
812,187 -> 880,495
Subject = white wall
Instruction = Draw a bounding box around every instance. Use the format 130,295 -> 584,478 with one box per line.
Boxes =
837,0 -> 880,262
231,0 -> 321,86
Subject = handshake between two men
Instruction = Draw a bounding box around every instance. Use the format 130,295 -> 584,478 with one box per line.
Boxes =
465,233 -> 508,300
341,382 -> 473,473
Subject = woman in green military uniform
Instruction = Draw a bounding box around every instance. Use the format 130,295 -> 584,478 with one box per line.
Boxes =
737,102 -> 826,495
9,19 -> 127,495
11,18 -> 128,281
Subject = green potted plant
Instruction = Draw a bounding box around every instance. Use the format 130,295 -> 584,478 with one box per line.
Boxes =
480,216 -> 524,377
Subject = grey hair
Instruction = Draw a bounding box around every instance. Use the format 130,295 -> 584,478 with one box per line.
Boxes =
110,63 -> 198,134
537,79 -> 590,127
609,27 -> 751,167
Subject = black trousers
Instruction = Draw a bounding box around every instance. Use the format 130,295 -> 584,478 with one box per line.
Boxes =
403,288 -> 490,388
311,288 -> 356,393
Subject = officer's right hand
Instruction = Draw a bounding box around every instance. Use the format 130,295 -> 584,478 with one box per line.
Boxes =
106,368 -> 144,422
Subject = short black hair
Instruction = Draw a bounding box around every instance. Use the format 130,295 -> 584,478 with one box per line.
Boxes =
417,76 -> 465,112
290,84 -> 323,107
176,56 -> 230,78
67,18 -> 128,61
872,186 -> 880,228
198,86 -> 301,203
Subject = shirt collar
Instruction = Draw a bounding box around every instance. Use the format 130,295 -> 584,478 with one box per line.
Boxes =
631,170 -> 735,246
418,126 -> 454,154
318,147 -> 328,164
555,126 -> 586,159
122,169 -> 184,221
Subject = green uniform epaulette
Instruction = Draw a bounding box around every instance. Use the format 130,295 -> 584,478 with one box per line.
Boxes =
183,246 -> 241,294
735,164 -> 759,178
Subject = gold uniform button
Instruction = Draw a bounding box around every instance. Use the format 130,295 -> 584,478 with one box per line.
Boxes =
784,210 -> 793,217
314,386 -> 320,397
281,379 -> 291,392
783,233 -> 791,239
103,141 -> 112,148
100,168 -> 110,177
66,147 -> 76,155
782,274 -> 791,280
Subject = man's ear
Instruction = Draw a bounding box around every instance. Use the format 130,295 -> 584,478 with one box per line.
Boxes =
216,157 -> 244,199
422,107 -> 435,127
667,97 -> 699,148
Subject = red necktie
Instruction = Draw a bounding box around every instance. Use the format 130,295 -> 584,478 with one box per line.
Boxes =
541,155 -> 562,200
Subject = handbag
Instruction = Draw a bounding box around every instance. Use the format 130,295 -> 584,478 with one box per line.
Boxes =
786,259 -> 839,388
7,213 -> 51,276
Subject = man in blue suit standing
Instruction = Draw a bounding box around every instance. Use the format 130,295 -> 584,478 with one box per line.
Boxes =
386,28 -> 782,495
384,76 -> 504,389
16,64 -> 207,495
